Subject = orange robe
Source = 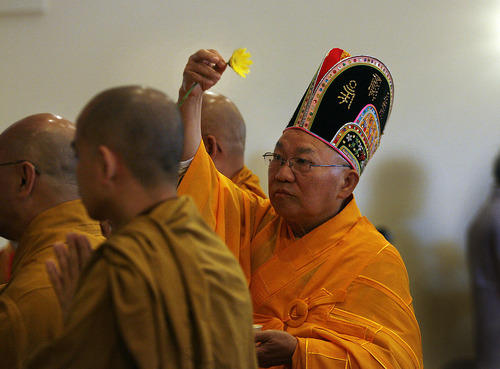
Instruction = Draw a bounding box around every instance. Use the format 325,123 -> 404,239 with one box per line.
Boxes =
178,142 -> 423,369
0,200 -> 104,369
28,196 -> 257,369
231,165 -> 267,198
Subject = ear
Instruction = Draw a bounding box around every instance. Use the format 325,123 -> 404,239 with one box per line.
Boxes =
17,162 -> 37,198
98,145 -> 119,184
203,135 -> 219,159
338,169 -> 360,200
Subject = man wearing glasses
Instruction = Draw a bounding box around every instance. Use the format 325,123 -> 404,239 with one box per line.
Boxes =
178,48 -> 423,368
0,114 -> 104,368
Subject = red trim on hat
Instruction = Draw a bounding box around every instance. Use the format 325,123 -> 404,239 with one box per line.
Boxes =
283,126 -> 355,170
313,48 -> 349,91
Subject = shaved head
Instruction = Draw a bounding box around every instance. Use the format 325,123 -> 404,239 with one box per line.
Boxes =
0,113 -> 78,240
0,113 -> 77,187
201,91 -> 246,156
76,86 -> 183,186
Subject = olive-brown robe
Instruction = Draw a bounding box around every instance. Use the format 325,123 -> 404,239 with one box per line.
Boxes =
28,196 -> 257,369
0,200 -> 104,369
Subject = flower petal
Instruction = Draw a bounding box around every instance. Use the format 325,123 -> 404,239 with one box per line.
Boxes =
229,47 -> 253,78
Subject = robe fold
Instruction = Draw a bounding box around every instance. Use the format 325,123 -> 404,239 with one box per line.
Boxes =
0,200 -> 104,369
27,195 -> 257,369
178,141 -> 423,369
231,165 -> 267,198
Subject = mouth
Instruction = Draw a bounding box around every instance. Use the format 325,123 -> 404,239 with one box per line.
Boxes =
272,189 -> 294,197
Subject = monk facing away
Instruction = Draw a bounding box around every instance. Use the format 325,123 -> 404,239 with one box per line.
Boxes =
0,114 -> 104,369
27,86 -> 257,368
177,48 -> 423,368
200,91 -> 266,198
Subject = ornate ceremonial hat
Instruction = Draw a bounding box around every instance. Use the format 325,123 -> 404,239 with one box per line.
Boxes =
285,48 -> 394,175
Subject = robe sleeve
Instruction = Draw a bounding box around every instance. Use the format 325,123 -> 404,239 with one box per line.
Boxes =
178,141 -> 273,282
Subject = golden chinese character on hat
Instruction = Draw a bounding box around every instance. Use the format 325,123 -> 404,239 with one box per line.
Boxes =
285,48 -> 394,175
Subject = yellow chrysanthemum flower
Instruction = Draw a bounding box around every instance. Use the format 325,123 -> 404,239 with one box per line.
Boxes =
178,48 -> 253,107
228,48 -> 253,78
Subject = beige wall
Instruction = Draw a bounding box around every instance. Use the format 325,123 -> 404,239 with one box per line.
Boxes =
1,1 -> 499,367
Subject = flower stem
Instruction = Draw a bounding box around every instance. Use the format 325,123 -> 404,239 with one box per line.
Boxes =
177,82 -> 198,108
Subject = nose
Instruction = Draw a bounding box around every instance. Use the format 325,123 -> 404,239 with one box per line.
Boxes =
273,160 -> 295,182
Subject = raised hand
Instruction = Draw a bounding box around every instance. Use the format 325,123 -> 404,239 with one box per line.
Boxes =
178,49 -> 227,161
180,48 -> 227,100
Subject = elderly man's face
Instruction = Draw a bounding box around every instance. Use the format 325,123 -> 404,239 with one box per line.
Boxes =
268,129 -> 354,237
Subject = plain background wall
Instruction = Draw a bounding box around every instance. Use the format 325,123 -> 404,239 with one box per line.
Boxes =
1,1 -> 499,367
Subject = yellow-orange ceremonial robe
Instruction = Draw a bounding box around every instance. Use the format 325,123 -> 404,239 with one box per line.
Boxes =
231,165 -> 267,198
0,200 -> 104,369
28,196 -> 257,369
178,142 -> 423,369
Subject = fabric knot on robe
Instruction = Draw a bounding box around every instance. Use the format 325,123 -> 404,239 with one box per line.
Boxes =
285,290 -> 347,327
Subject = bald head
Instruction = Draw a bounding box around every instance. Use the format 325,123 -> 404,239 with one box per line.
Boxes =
0,113 -> 77,187
0,113 -> 78,240
76,86 -> 183,186
201,91 -> 246,156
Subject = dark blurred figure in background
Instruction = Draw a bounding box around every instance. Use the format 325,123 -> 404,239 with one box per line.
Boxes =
466,153 -> 500,369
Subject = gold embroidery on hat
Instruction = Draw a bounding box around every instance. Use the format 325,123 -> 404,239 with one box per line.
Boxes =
340,50 -> 351,60
379,91 -> 390,117
338,80 -> 357,109
368,73 -> 382,101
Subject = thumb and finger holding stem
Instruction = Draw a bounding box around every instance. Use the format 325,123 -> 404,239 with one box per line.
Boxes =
179,47 -> 252,107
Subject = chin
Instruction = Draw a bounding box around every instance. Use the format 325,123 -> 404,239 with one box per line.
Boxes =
271,199 -> 301,223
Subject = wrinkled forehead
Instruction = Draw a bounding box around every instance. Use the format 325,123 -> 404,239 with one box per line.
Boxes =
274,129 -> 337,157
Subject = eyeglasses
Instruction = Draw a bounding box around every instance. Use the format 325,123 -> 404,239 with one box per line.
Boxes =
263,152 -> 350,174
0,160 -> 41,174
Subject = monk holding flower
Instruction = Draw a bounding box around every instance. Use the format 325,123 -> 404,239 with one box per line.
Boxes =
178,48 -> 423,369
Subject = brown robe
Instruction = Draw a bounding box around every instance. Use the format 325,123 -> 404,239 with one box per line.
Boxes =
28,196 -> 257,369
0,200 -> 104,369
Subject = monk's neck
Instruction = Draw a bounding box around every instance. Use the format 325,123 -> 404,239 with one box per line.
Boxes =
108,184 -> 177,230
